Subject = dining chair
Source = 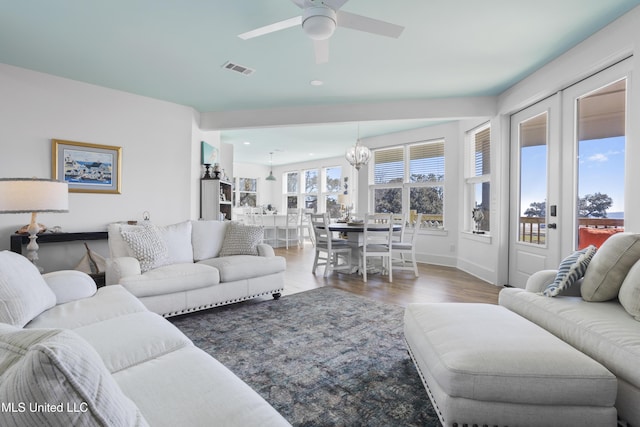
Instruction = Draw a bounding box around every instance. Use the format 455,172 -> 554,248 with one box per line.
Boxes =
310,213 -> 352,277
391,213 -> 422,277
360,213 -> 394,283
298,208 -> 315,247
277,208 -> 300,249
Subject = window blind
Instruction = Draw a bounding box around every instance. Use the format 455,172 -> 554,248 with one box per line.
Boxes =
474,127 -> 491,176
410,141 -> 444,182
374,147 -> 404,184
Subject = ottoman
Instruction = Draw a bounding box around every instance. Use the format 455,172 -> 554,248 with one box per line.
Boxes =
404,303 -> 617,427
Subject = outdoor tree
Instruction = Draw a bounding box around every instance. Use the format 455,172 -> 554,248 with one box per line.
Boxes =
524,201 -> 546,217
579,192 -> 613,218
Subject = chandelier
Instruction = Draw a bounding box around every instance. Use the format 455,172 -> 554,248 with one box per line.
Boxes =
345,126 -> 371,170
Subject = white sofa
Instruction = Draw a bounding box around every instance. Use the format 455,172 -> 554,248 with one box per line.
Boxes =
499,232 -> 640,426
106,220 -> 286,317
0,250 -> 291,427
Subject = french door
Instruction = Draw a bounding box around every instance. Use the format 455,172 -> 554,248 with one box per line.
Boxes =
508,59 -> 630,288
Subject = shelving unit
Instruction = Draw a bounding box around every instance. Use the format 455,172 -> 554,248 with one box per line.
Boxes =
200,179 -> 232,221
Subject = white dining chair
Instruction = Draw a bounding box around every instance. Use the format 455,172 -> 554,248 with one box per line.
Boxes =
310,213 -> 352,277
277,208 -> 300,249
391,213 -> 422,277
360,213 -> 394,283
298,208 -> 315,246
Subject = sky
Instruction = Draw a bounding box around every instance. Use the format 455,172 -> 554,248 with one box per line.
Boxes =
520,136 -> 625,215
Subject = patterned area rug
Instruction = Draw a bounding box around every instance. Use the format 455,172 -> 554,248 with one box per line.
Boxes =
170,287 -> 439,427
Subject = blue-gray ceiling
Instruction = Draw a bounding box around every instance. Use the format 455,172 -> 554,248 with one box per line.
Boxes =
1,0 -> 638,164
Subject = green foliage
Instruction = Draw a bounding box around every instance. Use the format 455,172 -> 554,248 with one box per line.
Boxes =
579,192 -> 613,218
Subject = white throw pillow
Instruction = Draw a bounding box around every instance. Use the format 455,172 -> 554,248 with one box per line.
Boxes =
120,224 -> 169,273
219,222 -> 264,257
158,221 -> 194,264
619,259 -> 640,321
191,220 -> 229,261
543,245 -> 597,297
0,324 -> 148,426
0,250 -> 56,327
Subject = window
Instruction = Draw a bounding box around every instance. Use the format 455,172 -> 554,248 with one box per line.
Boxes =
324,166 -> 342,218
303,169 -> 318,211
465,124 -> 491,233
236,177 -> 257,207
370,140 -> 445,227
285,171 -> 299,208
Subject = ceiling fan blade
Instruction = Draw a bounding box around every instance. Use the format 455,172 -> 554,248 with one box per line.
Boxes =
322,0 -> 349,10
314,39 -> 329,64
238,16 -> 302,40
336,10 -> 404,38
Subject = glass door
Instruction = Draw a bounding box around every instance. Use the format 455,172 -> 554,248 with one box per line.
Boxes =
509,95 -> 561,288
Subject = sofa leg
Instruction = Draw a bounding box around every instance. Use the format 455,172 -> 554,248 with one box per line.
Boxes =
272,292 -> 281,300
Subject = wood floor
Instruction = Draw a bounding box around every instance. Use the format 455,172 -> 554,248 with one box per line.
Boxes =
272,243 -> 502,307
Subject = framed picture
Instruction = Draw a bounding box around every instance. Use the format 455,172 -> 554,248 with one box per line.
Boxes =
201,141 -> 218,165
52,139 -> 122,194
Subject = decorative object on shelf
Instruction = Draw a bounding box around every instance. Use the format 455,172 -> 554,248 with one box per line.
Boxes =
201,141 -> 218,165
212,163 -> 221,180
52,139 -> 121,194
203,163 -> 213,179
0,178 -> 69,271
345,125 -> 371,170
266,152 -> 276,181
472,206 -> 485,234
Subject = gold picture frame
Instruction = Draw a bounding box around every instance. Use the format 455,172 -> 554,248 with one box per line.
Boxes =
52,139 -> 122,194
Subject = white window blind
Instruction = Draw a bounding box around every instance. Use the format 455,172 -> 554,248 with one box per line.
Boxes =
474,127 -> 491,176
410,141 -> 444,182
373,147 -> 404,184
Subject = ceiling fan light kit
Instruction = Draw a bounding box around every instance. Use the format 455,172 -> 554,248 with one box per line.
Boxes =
302,6 -> 337,40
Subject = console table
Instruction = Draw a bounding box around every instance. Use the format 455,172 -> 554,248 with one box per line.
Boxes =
10,231 -> 108,254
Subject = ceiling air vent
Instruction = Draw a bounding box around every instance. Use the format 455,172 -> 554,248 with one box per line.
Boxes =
222,61 -> 255,76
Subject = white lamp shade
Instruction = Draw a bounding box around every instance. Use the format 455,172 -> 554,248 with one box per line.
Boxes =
0,178 -> 69,213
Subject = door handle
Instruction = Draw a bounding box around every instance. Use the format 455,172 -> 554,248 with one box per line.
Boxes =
547,223 -> 557,229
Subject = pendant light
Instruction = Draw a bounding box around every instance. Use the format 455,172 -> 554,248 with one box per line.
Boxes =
266,152 -> 276,181
345,124 -> 371,170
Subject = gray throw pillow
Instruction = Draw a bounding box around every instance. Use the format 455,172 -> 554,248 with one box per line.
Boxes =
619,260 -> 640,321
581,232 -> 640,302
219,222 -> 264,256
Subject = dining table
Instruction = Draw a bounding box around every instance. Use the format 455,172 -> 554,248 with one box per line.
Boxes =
324,221 -> 402,277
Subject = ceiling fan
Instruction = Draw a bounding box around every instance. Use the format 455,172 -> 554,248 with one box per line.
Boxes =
238,0 -> 404,64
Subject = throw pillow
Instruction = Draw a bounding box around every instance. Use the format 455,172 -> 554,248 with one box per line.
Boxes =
581,232 -> 640,302
191,220 -> 228,261
120,223 -> 169,273
543,245 -> 597,297
0,250 -> 56,327
158,221 -> 194,264
619,260 -> 640,321
0,324 -> 148,426
219,222 -> 264,257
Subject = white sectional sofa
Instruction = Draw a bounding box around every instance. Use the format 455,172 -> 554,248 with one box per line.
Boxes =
499,232 -> 640,426
106,220 -> 286,317
0,250 -> 291,426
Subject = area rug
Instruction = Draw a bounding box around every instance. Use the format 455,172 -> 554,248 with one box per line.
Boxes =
170,287 -> 439,427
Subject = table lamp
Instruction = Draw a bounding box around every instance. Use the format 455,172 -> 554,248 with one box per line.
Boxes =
0,178 -> 69,270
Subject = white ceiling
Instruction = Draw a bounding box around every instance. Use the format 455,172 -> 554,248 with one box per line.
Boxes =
1,0 -> 639,165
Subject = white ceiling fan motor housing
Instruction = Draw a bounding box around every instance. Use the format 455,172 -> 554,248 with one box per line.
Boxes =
302,6 -> 337,40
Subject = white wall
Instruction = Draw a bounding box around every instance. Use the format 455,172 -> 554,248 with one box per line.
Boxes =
0,64 -> 199,271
